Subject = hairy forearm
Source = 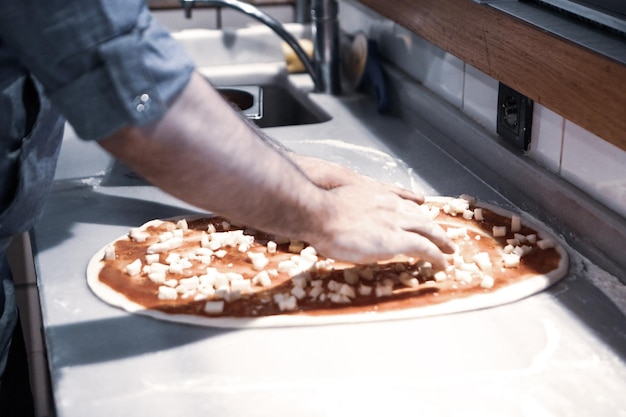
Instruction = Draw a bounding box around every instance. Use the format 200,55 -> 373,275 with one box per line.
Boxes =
98,72 -> 327,242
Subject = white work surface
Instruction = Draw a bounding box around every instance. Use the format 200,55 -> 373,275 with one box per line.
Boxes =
33,80 -> 626,417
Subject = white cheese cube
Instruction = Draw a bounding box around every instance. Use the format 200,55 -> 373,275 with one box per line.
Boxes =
463,210 -> 474,220
291,275 -> 308,288
103,244 -> 116,261
291,286 -> 307,300
129,228 -> 150,243
513,246 -> 525,257
164,278 -> 178,287
277,295 -> 298,311
358,284 -> 373,296
146,242 -> 169,254
165,253 -> 180,265
329,293 -> 351,304
511,215 -> 522,232
446,227 -> 468,240
198,285 -> 215,297
503,253 -> 521,268
327,280 -> 342,292
201,232 -> 211,248
472,252 -> 493,271
399,272 -> 419,288
213,273 -> 230,288
267,241 -> 277,254
248,251 -> 269,271
460,194 -> 476,205
375,282 -> 393,297
474,208 -> 484,221
480,275 -> 495,289
338,283 -> 357,298
204,300 -> 225,314
226,272 -> 244,282
300,246 -> 317,257
145,253 -> 160,265
308,285 -> 324,299
448,198 -> 470,215
537,238 -> 555,250
434,271 -> 448,282
226,290 -> 242,302
158,231 -> 174,242
176,219 -> 188,231
514,233 -> 527,243
178,276 -> 200,291
506,238 -> 520,246
214,285 -> 231,300
230,279 -> 252,294
277,259 -> 296,272
157,285 -> 178,300
165,237 -> 183,250
315,259 -> 335,272
526,234 -> 537,244
459,262 -> 480,272
148,271 -> 166,284
252,270 -> 272,287
454,269 -> 473,283
492,226 -> 507,237
125,259 -> 142,276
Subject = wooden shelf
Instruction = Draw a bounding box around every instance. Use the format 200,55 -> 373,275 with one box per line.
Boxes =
358,0 -> 626,152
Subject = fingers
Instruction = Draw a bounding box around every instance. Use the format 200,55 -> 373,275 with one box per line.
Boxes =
395,198 -> 455,254
386,184 -> 425,204
398,233 -> 451,271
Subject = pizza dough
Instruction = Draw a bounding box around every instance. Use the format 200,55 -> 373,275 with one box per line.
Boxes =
86,196 -> 568,328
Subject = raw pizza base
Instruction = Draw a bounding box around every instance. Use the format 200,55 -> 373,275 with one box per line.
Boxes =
86,197 -> 569,328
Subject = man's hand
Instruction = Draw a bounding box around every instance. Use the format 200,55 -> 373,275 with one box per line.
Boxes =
289,154 -> 454,269
305,183 -> 455,270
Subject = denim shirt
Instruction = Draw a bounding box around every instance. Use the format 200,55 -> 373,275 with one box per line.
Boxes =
0,0 -> 195,377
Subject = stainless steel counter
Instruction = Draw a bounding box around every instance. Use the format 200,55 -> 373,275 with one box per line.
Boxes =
32,29 -> 626,417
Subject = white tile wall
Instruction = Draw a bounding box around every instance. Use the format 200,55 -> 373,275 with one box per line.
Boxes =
339,0 -> 626,219
527,104 -> 564,174
561,122 -> 626,218
462,64 -> 498,133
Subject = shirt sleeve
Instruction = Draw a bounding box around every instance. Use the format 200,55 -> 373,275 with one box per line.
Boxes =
0,0 -> 195,140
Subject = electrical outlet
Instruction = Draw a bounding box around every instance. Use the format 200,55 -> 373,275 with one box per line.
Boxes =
497,83 -> 533,150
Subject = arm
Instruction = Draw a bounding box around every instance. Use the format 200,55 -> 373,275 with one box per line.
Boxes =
99,73 -> 454,268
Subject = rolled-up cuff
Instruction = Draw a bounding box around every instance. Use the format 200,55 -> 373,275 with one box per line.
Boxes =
50,16 -> 194,141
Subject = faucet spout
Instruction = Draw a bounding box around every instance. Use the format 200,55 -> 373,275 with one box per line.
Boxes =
180,0 -> 329,92
312,0 -> 341,94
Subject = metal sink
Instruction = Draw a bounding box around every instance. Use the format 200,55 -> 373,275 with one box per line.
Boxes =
175,25 -> 331,128
217,83 -> 331,128
253,84 -> 331,128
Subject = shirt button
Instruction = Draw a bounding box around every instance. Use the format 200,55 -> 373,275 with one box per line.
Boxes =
134,93 -> 151,113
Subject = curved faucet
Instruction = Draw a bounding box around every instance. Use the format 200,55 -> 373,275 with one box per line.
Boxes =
180,0 -> 340,94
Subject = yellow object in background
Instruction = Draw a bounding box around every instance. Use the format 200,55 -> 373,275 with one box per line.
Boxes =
282,39 -> 314,73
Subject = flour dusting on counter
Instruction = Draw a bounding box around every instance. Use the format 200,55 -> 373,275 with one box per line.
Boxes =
290,139 -> 422,193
